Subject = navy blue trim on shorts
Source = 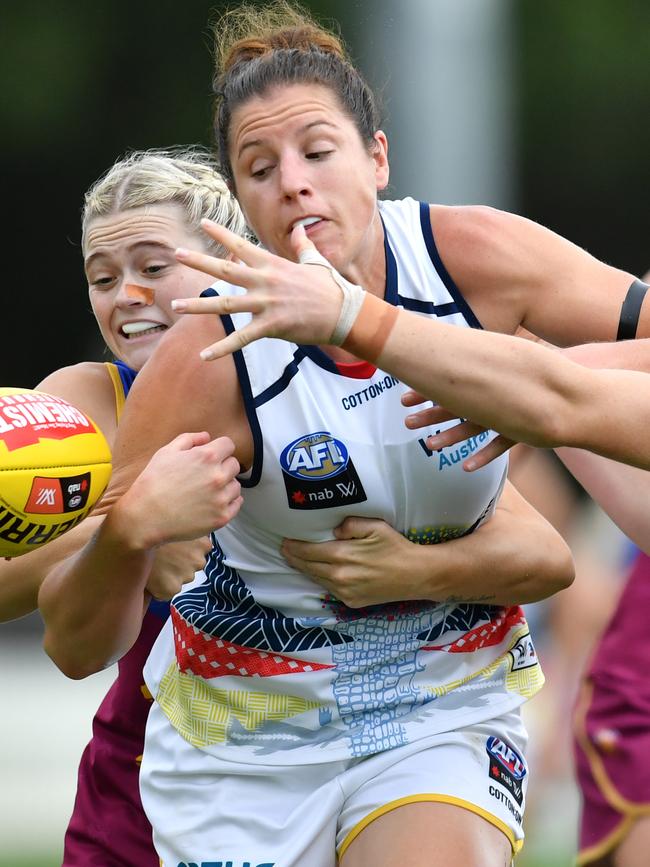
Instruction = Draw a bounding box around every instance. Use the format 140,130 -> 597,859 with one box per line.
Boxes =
200,286 -> 263,488
418,201 -> 483,330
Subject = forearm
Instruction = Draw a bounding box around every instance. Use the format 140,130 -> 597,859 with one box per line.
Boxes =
407,482 -> 575,606
562,337 -> 650,373
556,447 -> 650,554
174,223 -> 650,462
38,504 -> 154,679
361,303 -> 650,468
373,306 -> 591,448
0,568 -> 41,624
0,519 -> 100,623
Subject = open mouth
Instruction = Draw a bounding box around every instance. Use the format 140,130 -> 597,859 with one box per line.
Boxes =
291,216 -> 323,234
119,321 -> 167,339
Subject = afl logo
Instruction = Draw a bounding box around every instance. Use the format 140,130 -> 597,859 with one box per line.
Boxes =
280,432 -> 349,481
279,432 -> 367,511
486,736 -> 526,806
486,737 -> 526,779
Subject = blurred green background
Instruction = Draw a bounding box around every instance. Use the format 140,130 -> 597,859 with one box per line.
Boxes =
1,1 -> 648,864
3,0 -> 649,389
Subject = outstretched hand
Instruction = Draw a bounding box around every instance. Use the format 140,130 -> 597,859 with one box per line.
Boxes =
401,390 -> 516,471
171,220 -> 347,359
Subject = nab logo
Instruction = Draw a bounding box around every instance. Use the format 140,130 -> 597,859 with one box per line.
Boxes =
61,473 -> 91,511
280,432 -> 366,510
486,736 -> 527,806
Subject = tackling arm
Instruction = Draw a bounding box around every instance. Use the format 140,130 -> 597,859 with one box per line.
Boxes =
282,479 -> 574,608
39,314 -> 246,678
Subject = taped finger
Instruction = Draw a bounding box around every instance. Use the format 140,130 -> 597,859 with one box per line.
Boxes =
298,246 -> 331,267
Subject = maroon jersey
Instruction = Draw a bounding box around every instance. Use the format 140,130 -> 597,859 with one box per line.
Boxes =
62,602 -> 168,866
573,549 -> 650,863
62,360 -> 166,866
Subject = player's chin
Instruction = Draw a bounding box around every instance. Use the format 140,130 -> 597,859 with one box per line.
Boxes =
313,238 -> 346,271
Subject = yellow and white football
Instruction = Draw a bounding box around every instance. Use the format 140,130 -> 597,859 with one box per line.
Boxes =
0,387 -> 112,558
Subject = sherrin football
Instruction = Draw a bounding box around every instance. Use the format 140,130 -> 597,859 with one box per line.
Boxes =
0,387 -> 112,558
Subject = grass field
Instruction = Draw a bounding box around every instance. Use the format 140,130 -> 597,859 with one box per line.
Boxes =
0,853 -> 572,867
0,854 -> 570,867
0,860 -> 60,867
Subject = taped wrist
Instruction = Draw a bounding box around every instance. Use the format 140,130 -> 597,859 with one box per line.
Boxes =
298,246 -> 400,360
341,292 -> 400,363
298,246 -> 365,345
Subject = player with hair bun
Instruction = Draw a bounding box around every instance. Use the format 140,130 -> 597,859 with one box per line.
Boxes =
35,2 -> 642,864
31,142 -> 568,867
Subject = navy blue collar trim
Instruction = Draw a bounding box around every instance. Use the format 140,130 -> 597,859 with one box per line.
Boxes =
201,286 -> 263,488
255,347 -> 309,407
418,201 -> 483,330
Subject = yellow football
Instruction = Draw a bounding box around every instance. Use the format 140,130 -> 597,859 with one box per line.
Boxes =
0,387 -> 112,558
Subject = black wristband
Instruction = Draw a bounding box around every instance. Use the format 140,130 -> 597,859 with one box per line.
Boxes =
616,279 -> 649,341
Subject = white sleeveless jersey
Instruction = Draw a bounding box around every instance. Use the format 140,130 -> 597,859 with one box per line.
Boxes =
144,197 -> 544,764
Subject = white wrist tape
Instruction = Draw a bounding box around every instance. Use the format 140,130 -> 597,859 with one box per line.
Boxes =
298,247 -> 365,345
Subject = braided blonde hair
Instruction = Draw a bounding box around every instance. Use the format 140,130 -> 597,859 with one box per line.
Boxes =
82,146 -> 250,258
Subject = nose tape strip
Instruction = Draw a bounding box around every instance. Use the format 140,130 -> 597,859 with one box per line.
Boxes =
125,284 -> 155,305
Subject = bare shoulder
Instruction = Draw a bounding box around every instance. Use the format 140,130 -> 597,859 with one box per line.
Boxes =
429,203 -> 516,249
139,306 -> 231,394
427,204 -> 539,331
35,361 -> 118,445
425,204 -> 633,339
119,310 -> 250,461
428,202 -> 625,287
428,204 -> 545,281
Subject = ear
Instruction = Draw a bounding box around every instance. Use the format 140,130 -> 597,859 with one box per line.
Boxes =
372,130 -> 389,192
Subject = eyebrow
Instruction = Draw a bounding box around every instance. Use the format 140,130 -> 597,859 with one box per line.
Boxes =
237,119 -> 337,159
84,240 -> 173,271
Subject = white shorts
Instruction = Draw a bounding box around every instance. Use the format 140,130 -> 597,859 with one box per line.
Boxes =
141,703 -> 529,867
